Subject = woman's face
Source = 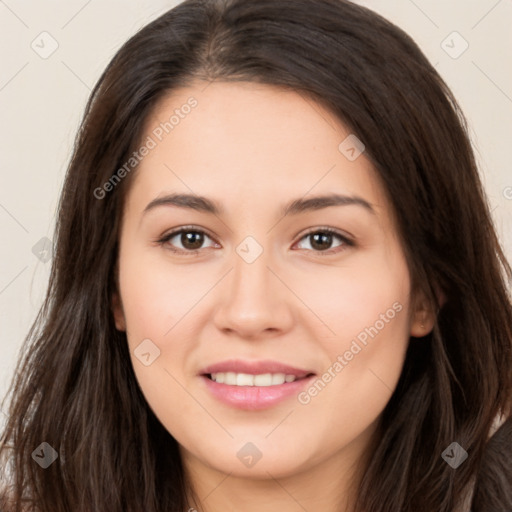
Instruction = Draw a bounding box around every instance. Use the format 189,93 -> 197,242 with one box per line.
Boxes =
113,81 -> 431,481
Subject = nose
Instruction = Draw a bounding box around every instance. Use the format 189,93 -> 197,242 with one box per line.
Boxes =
212,247 -> 294,339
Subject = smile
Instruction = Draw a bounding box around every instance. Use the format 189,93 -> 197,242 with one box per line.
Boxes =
199,359 -> 316,410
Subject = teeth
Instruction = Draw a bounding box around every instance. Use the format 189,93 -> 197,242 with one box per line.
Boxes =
210,372 -> 298,386
225,372 -> 237,385
237,373 -> 254,386
254,373 -> 273,386
271,373 -> 286,385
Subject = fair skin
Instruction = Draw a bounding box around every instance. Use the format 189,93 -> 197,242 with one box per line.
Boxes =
112,80 -> 435,512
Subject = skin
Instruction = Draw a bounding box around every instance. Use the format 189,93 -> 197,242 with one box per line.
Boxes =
112,80 -> 435,512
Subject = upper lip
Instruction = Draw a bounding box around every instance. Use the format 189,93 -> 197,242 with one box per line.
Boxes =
200,359 -> 315,379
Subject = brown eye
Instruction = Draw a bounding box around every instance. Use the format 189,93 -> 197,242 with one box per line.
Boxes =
309,232 -> 335,251
179,231 -> 205,250
157,227 -> 217,255
295,228 -> 354,255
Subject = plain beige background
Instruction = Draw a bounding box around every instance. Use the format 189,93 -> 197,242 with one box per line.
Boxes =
0,0 -> 511,425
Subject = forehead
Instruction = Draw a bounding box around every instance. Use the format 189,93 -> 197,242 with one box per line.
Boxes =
128,80 -> 390,221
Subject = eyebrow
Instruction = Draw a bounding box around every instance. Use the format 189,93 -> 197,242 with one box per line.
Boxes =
143,192 -> 376,217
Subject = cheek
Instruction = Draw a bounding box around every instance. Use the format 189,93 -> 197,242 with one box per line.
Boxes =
292,247 -> 410,345
118,244 -> 212,342
118,254 -> 203,437
294,247 -> 411,410
116,246 -> 201,408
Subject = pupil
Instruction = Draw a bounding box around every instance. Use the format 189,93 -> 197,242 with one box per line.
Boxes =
311,232 -> 332,251
183,232 -> 203,250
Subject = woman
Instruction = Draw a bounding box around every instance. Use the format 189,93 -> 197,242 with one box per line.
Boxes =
1,0 -> 511,511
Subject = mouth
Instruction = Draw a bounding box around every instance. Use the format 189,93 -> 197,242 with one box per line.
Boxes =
198,359 -> 316,410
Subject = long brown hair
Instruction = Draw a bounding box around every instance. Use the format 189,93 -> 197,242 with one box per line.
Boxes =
1,0 -> 511,510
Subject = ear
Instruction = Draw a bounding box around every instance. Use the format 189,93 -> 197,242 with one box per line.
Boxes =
111,292 -> 126,332
409,290 -> 437,338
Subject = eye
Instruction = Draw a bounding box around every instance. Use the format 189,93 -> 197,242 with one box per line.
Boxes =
156,226 -> 354,256
293,227 -> 354,255
156,226 -> 218,255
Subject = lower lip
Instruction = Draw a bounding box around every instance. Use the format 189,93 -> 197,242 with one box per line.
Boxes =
201,375 -> 315,410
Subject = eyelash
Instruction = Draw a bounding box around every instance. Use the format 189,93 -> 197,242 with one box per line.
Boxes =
156,225 -> 355,257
